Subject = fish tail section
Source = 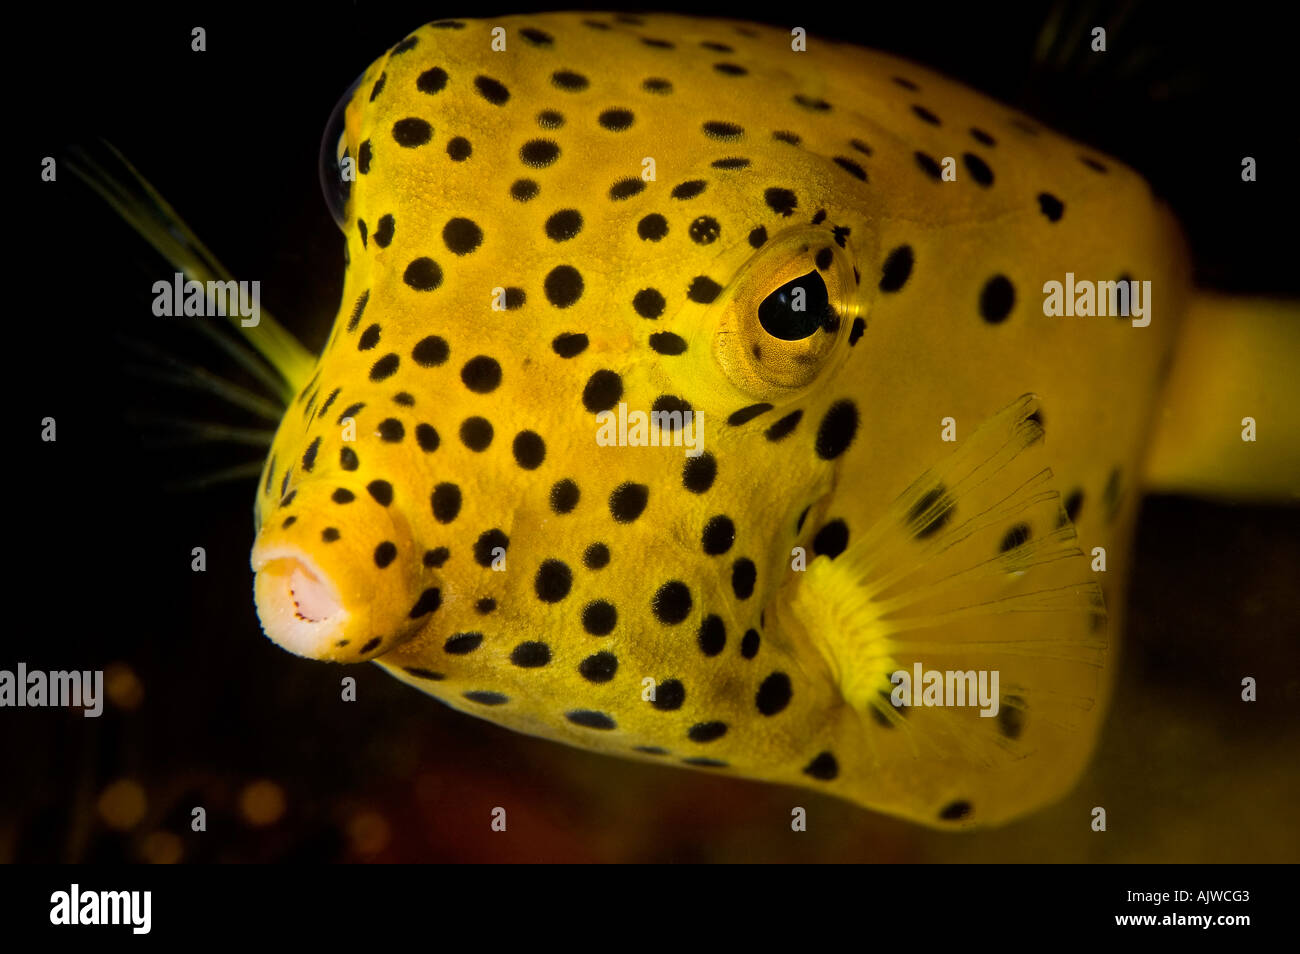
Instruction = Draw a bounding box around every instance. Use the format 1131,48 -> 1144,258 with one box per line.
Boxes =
1143,292 -> 1300,501
779,396 -> 1109,827
66,140 -> 316,405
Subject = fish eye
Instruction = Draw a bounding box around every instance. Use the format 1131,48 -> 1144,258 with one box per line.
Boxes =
707,227 -> 860,398
757,270 -> 837,341
318,72 -> 366,230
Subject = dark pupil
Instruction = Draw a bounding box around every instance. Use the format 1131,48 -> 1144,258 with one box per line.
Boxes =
757,270 -> 836,341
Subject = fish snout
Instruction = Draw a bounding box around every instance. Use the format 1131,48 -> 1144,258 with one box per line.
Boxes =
250,484 -> 429,663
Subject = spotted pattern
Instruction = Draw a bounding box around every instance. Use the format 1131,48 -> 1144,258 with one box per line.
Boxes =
254,13 -> 1144,831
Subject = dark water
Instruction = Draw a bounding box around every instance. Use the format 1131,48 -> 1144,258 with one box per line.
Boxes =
7,1 -> 1297,862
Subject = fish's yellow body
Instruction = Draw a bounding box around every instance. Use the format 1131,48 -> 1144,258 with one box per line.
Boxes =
244,13 -> 1280,829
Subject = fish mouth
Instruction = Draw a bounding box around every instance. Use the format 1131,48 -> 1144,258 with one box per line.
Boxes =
252,545 -> 351,659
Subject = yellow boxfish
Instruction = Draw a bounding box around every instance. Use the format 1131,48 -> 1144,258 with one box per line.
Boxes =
158,12 -> 1298,831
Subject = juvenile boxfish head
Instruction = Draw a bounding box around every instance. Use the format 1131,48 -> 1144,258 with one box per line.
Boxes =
251,15 -> 876,672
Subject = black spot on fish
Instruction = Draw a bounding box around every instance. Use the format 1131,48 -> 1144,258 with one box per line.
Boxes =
520,139 -> 560,168
689,216 -> 721,244
649,332 -> 687,355
414,421 -> 437,451
582,543 -> 610,570
687,276 -> 722,303
417,67 -> 448,95
544,265 -> 584,307
963,152 -> 994,186
653,581 -> 692,625
511,642 -> 552,668
633,288 -> 666,318
765,410 -> 803,442
999,523 -> 1031,552
698,615 -> 726,656
638,213 -> 668,240
912,104 -> 941,125
682,453 -> 717,494
764,187 -> 798,216
652,679 -> 685,710
545,208 -> 583,242
914,151 -> 942,180
731,558 -> 756,600
998,696 -> 1025,739
728,403 -> 773,426
598,108 -> 634,131
392,118 -> 432,147
579,651 -> 618,683
1038,192 -> 1064,222
582,600 -> 617,635
755,672 -> 792,715
793,94 -> 831,111
551,70 -> 589,91
909,486 -> 954,539
566,710 -> 616,730
803,752 -> 839,780
689,721 -> 727,742
549,479 -> 580,515
459,416 -> 492,453
611,176 -> 647,201
431,483 -> 462,523
473,529 -> 508,567
702,120 -> 743,140
520,27 -> 553,46
552,332 -> 589,357
404,668 -> 444,681
301,437 -> 321,473
534,559 -> 573,602
445,632 -> 483,655
408,588 -> 441,619
940,800 -> 972,821
815,401 -> 858,459
812,520 -> 849,558
833,157 -> 867,181
1104,467 -> 1123,523
671,179 -> 707,200
513,431 -> 546,470
412,335 -> 449,367
403,258 -> 442,291
582,370 -> 623,413
609,482 -> 649,523
979,275 -> 1016,323
443,217 -> 484,255
511,179 -> 540,202
1063,488 -> 1084,525
461,355 -> 502,393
